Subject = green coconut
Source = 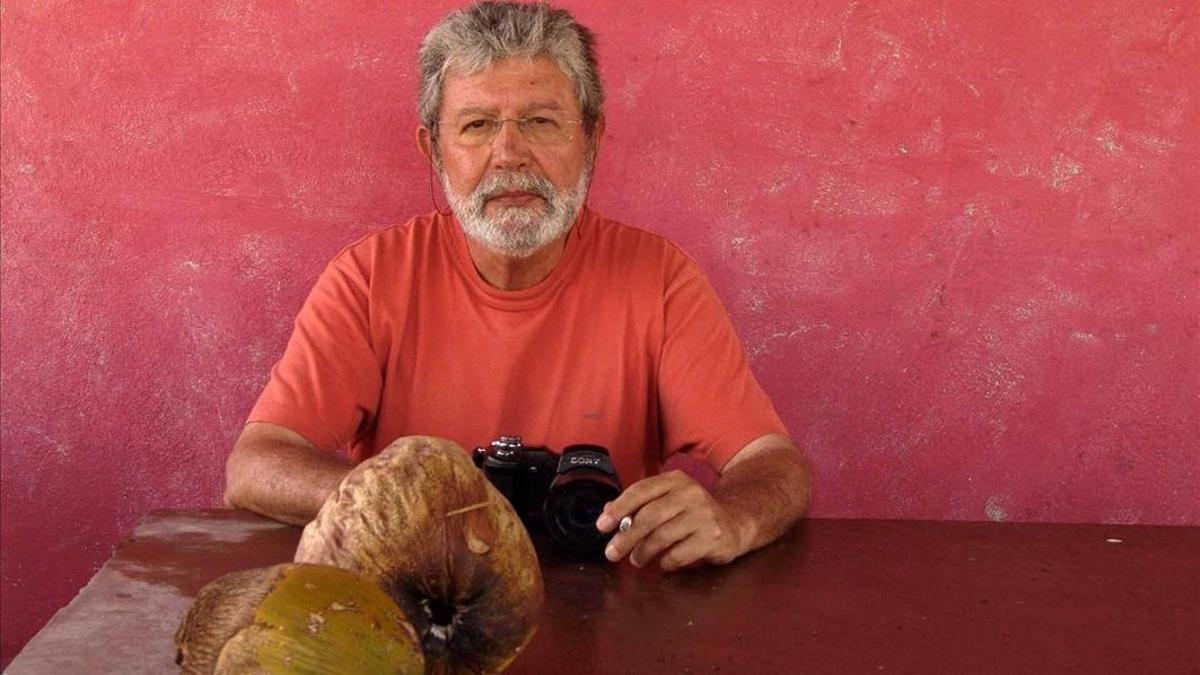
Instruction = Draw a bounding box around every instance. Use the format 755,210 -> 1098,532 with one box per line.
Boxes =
175,563 -> 423,674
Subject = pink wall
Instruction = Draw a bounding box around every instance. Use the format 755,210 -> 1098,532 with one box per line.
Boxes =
2,0 -> 1197,663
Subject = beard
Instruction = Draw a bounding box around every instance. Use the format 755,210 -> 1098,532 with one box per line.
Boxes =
442,164 -> 591,259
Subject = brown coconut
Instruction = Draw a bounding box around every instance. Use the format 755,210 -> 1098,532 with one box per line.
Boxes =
295,435 -> 543,674
175,562 -> 423,674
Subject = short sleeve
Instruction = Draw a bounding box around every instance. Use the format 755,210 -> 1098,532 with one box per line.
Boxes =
657,257 -> 787,472
246,251 -> 383,453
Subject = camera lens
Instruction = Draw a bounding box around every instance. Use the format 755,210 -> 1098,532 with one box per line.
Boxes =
543,478 -> 620,555
542,445 -> 622,555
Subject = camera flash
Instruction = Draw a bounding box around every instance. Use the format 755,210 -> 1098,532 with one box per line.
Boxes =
618,516 -> 633,532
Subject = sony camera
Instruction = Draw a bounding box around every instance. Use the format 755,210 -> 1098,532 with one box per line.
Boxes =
473,436 -> 622,555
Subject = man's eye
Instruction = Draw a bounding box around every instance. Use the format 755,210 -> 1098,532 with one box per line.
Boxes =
462,119 -> 494,133
529,117 -> 559,128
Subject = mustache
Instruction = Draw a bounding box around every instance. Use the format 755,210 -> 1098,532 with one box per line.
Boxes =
472,171 -> 557,205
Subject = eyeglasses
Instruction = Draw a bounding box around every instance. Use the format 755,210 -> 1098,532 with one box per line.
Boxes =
439,115 -> 583,147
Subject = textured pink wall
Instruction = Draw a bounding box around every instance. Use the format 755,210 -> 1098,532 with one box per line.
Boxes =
2,0 -> 1197,663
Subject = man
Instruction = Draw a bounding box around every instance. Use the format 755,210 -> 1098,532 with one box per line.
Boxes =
225,1 -> 810,572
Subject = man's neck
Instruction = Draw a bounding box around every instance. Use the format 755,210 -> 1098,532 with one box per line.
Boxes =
464,234 -> 569,291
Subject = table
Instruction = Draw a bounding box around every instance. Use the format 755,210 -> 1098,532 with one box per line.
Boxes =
8,510 -> 1198,673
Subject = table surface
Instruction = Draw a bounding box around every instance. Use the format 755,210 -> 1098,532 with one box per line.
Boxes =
8,510 -> 1199,674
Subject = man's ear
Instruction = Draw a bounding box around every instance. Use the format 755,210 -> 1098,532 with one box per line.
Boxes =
417,126 -> 440,169
590,115 -> 606,159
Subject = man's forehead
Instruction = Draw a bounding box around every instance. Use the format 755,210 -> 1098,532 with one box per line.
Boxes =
448,101 -> 565,119
441,56 -> 577,110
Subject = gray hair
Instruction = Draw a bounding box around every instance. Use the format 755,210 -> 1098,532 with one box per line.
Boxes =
418,1 -> 605,141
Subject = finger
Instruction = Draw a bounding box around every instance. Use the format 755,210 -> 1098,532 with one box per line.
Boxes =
594,503 -> 618,533
597,468 -> 681,526
606,497 -> 689,563
628,511 -> 693,568
661,520 -> 740,570
596,471 -> 687,532
657,532 -> 710,572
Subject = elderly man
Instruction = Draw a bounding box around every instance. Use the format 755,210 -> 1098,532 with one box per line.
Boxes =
225,1 -> 810,571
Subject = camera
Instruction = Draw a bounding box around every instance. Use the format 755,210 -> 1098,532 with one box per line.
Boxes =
473,436 -> 622,555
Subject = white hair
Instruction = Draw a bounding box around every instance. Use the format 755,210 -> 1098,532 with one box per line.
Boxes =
418,2 -> 604,141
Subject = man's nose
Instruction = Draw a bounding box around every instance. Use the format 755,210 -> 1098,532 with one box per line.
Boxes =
490,119 -> 532,169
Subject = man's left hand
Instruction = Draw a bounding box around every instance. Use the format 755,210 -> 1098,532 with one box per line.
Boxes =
595,470 -> 745,571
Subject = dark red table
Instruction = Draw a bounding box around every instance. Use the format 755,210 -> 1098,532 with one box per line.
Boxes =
8,510 -> 1198,673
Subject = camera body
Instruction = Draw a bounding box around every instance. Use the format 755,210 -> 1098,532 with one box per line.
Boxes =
473,436 -> 622,555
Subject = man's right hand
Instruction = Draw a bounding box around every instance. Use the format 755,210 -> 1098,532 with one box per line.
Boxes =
224,422 -> 352,526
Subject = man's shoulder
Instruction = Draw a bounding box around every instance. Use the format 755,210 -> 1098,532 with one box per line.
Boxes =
583,209 -> 695,269
333,211 -> 444,260
320,212 -> 450,283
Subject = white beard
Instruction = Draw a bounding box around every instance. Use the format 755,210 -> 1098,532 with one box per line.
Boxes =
443,166 -> 591,259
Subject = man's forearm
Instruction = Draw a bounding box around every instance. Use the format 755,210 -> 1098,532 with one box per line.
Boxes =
712,435 -> 812,557
224,423 -> 352,526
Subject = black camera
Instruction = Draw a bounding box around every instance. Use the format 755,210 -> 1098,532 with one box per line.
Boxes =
473,436 -> 622,555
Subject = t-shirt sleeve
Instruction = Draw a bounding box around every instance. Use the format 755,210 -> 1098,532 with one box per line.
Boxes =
246,250 -> 382,453
657,256 -> 788,473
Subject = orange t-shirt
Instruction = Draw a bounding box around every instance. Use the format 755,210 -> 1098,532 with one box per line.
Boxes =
248,207 -> 786,485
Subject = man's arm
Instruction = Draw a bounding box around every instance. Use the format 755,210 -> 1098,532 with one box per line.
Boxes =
224,422 -> 353,526
596,433 -> 811,571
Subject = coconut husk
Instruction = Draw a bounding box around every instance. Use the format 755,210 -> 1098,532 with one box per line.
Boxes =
295,436 -> 543,675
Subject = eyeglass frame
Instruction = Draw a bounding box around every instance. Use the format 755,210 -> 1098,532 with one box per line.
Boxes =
434,115 -> 586,148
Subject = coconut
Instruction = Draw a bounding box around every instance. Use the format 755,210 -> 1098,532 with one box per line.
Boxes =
175,563 -> 423,674
295,436 -> 543,674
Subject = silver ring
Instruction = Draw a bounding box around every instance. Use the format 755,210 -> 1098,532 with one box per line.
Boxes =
618,516 -> 633,532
